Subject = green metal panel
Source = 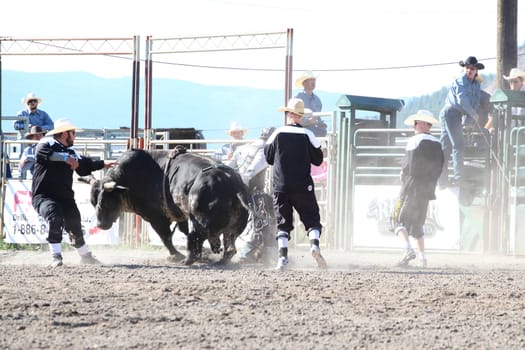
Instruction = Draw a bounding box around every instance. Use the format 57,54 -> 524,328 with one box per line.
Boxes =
336,94 -> 405,113
490,89 -> 525,107
488,89 -> 525,253
331,94 -> 405,251
334,112 -> 349,249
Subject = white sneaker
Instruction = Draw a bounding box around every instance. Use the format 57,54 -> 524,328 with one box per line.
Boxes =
50,253 -> 63,267
275,257 -> 288,271
397,248 -> 416,267
311,246 -> 327,269
80,252 -> 101,265
419,258 -> 427,268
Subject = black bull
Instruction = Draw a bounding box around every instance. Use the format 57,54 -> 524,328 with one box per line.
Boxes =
90,147 -> 251,265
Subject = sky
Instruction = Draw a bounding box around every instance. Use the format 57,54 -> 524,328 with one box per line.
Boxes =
1,0 -> 525,99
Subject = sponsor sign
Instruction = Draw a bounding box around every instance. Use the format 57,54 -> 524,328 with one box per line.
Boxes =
353,185 -> 460,250
3,180 -> 119,245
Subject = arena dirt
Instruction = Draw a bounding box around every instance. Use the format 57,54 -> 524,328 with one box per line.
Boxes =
1,247 -> 525,349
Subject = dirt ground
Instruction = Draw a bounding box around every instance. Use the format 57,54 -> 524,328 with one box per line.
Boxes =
1,246 -> 525,350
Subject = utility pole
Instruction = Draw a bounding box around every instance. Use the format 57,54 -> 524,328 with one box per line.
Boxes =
497,0 -> 518,89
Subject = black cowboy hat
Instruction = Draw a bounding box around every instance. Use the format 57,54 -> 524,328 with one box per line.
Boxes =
25,125 -> 46,139
459,56 -> 485,70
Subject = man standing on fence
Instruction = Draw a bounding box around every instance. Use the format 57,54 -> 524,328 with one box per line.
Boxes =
32,118 -> 115,267
294,70 -> 327,137
393,110 -> 444,268
14,93 -> 54,137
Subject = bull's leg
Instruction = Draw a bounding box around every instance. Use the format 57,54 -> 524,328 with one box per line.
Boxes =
177,220 -> 189,235
208,235 -> 222,254
184,232 -> 205,266
148,215 -> 185,262
217,233 -> 237,265
183,217 -> 201,265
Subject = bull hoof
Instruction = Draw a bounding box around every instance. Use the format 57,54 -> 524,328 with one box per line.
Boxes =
216,256 -> 233,266
182,257 -> 197,266
166,252 -> 186,263
183,255 -> 199,266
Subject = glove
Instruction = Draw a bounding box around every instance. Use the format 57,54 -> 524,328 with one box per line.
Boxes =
13,120 -> 26,131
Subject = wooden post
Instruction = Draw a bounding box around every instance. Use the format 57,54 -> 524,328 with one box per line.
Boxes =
497,0 -> 518,89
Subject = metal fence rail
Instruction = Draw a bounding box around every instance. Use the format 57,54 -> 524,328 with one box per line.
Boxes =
0,123 -> 337,250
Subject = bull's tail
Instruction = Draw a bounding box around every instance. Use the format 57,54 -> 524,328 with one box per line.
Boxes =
218,164 -> 253,212
161,150 -> 187,223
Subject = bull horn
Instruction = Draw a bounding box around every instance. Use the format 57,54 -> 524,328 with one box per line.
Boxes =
103,181 -> 116,192
103,181 -> 128,192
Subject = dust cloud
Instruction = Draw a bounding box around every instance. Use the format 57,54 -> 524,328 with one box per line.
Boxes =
1,246 -> 524,349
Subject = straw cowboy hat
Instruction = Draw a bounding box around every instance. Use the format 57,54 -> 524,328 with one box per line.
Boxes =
25,125 -> 46,140
404,109 -> 439,126
46,118 -> 84,136
295,71 -> 318,88
21,92 -> 43,106
277,98 -> 312,116
459,56 -> 485,70
503,68 -> 525,81
226,121 -> 247,136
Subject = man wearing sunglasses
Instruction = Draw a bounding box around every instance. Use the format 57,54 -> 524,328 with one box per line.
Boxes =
31,118 -> 115,267
14,92 -> 54,135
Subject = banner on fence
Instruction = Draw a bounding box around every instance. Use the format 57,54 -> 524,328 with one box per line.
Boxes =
353,185 -> 460,250
3,180 -> 119,245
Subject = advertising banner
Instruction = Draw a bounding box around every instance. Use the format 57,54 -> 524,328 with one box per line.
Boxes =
3,180 -> 119,245
353,185 -> 460,250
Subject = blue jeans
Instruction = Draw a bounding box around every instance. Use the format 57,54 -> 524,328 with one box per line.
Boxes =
439,106 -> 465,184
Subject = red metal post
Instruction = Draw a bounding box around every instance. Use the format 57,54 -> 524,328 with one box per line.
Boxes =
130,35 -> 140,149
144,36 -> 153,141
284,28 -> 293,125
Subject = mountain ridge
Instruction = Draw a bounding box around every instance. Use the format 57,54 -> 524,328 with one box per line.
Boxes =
1,70 -> 344,140
2,68 -> 510,139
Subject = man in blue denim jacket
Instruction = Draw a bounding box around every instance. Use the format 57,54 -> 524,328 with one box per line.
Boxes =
438,56 -> 484,188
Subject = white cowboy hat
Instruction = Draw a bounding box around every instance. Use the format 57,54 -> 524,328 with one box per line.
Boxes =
503,68 -> 525,81
46,118 -> 84,136
21,92 -> 43,106
226,121 -> 247,136
295,71 -> 318,88
277,98 -> 312,116
404,109 -> 439,126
